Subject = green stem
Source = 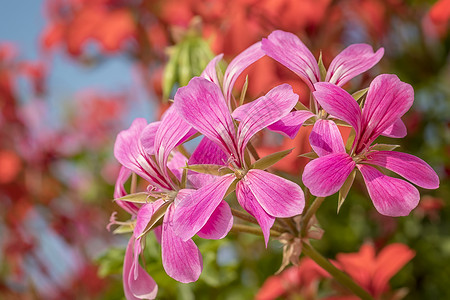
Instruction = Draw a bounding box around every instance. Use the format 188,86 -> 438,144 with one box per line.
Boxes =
230,224 -> 281,238
232,208 -> 285,233
301,196 -> 325,237
247,142 -> 260,161
302,243 -> 374,300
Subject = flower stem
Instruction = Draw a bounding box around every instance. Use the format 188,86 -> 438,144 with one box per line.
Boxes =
231,208 -> 284,233
301,196 -> 325,237
302,243 -> 374,300
231,224 -> 281,238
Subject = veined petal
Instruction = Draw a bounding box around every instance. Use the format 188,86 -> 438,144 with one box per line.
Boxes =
114,166 -> 138,215
360,74 -> 414,147
310,119 -> 345,157
201,54 -> 223,87
237,84 -> 298,153
262,30 -> 320,90
174,77 -> 237,158
187,137 -> 228,189
365,151 -> 439,189
173,174 -> 236,241
267,110 -> 315,139
303,153 -> 356,197
123,238 -> 158,300
134,200 -> 165,238
161,204 -> 202,283
313,82 -> 362,135
358,164 -> 420,217
326,44 -> 384,86
167,150 -> 188,182
197,200 -> 233,240
140,121 -> 161,155
243,169 -> 305,217
232,101 -> 253,121
155,105 -> 195,177
236,180 -> 275,247
223,42 -> 264,105
380,118 -> 407,138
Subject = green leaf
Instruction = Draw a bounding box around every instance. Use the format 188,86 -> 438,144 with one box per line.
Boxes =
337,169 -> 356,213
251,148 -> 293,170
333,120 -> 352,127
345,128 -> 356,152
318,51 -> 327,81
352,88 -> 368,102
137,201 -> 171,239
298,151 -> 319,159
113,223 -> 134,234
224,179 -> 238,198
162,46 -> 181,99
370,144 -> 401,151
295,101 -> 310,111
239,75 -> 249,106
185,164 -> 233,176
178,41 -> 191,87
114,192 -> 156,204
96,248 -> 126,278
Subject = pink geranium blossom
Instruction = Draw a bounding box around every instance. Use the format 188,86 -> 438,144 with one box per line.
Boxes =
302,74 -> 439,216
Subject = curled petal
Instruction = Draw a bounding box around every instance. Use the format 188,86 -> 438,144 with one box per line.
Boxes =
237,84 -> 298,153
173,174 -> 236,241
174,77 -> 237,158
223,42 -> 264,105
309,119 -> 345,157
114,167 -> 138,215
140,121 -> 161,155
326,44 -> 384,86
262,30 -> 320,90
365,151 -> 439,189
380,118 -> 407,138
123,238 -> 158,300
161,205 -> 202,283
358,164 -> 420,217
267,110 -> 315,139
313,82 -> 362,135
302,153 -> 355,197
236,179 -> 275,247
201,54 -> 223,87
197,200 -> 233,240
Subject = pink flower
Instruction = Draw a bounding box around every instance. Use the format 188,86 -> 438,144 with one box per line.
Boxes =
302,74 -> 439,216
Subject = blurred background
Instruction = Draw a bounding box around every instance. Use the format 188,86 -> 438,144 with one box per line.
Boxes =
0,0 -> 449,299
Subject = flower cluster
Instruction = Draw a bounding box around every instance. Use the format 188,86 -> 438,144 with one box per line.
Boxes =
111,30 -> 439,299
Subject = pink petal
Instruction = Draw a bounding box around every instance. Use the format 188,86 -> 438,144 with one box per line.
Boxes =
167,150 -> 188,181
140,121 -> 161,155
134,200 -> 165,238
223,42 -> 264,105
267,110 -> 315,139
360,74 -> 414,148
237,84 -> 298,154
244,169 -> 304,217
114,118 -> 148,172
365,151 -> 439,189
174,77 -> 237,158
197,200 -> 233,240
313,82 -> 362,135
123,238 -> 158,300
236,179 -> 275,247
380,118 -> 407,138
326,44 -> 384,86
154,105 -> 195,178
309,119 -> 345,157
262,30 -> 320,90
173,174 -> 236,241
161,205 -> 202,283
201,54 -> 223,87
114,166 -> 138,215
232,101 -> 253,121
303,153 -> 356,197
358,164 -> 420,217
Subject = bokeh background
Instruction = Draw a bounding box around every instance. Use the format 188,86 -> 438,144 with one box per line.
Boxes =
0,0 -> 449,299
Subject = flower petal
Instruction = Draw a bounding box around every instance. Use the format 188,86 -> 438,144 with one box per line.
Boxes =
173,174 -> 236,241
365,151 -> 439,189
237,84 -> 298,154
201,54 -> 223,87
174,77 -> 237,158
360,74 -> 414,148
243,169 -> 305,217
326,44 -> 384,86
309,119 -> 345,157
123,238 -> 158,300
197,200 -> 233,240
267,110 -> 315,139
357,164 -> 420,217
380,118 -> 407,138
161,205 -> 202,283
223,42 -> 264,105
114,166 -> 138,215
140,121 -> 161,155
313,82 -> 362,135
303,153 -> 356,197
236,179 -> 275,247
262,30 -> 320,90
